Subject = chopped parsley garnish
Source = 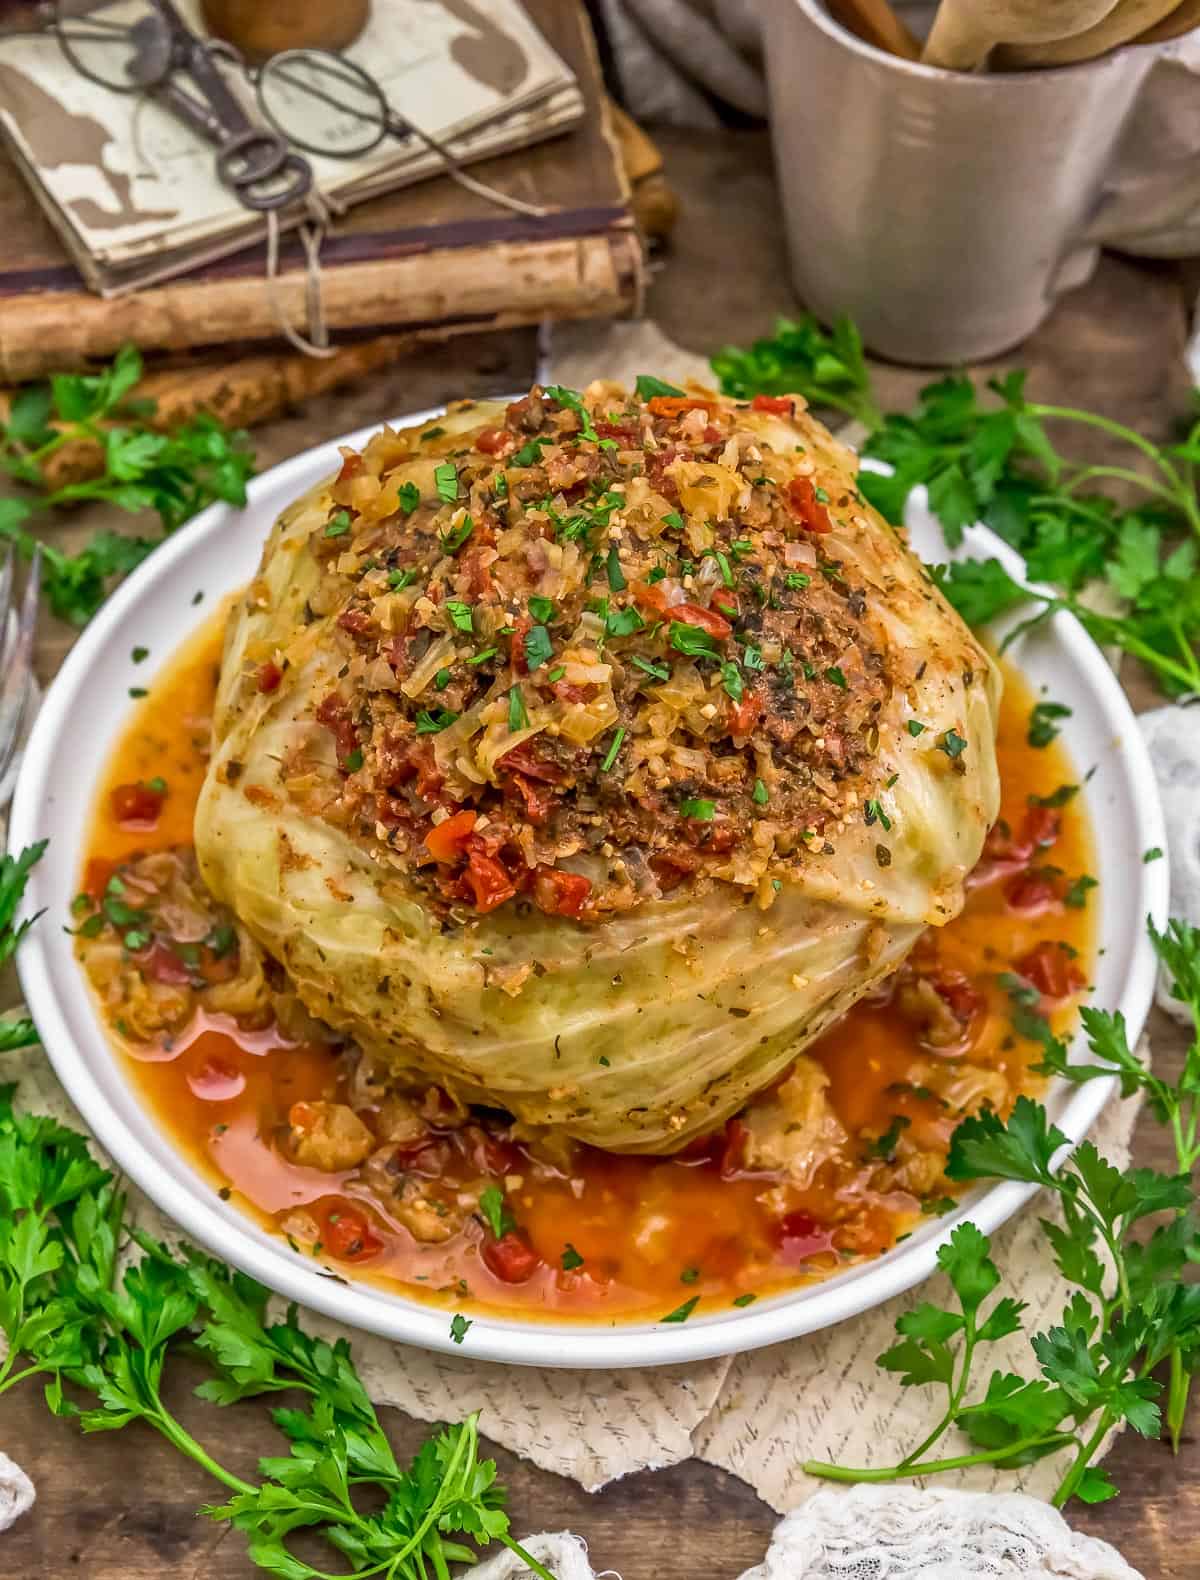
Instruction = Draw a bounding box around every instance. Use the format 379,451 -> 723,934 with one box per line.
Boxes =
671,621 -> 721,657
439,515 -> 474,554
742,643 -> 765,672
450,1313 -> 472,1344
445,600 -> 474,633
1030,783 -> 1078,808
708,549 -> 734,588
907,719 -> 926,737
466,647 -> 497,666
631,655 -> 669,682
753,778 -> 769,805
732,1293 -> 757,1308
561,1244 -> 585,1271
388,567 -> 417,591
868,1114 -> 911,1161
512,437 -> 550,467
647,565 -> 667,583
128,687 -> 147,699
324,510 -> 352,538
661,1296 -> 700,1324
434,463 -> 459,503
131,645 -> 149,663
814,486 -> 831,504
600,728 -> 626,772
864,798 -> 892,831
1064,874 -> 1098,909
529,595 -> 555,623
680,1268 -> 700,1284
547,666 -> 566,683
920,1197 -> 959,1217
606,545 -> 627,591
434,668 -> 452,689
680,797 -> 716,821
421,425 -> 446,440
145,776 -> 167,794
661,511 -> 686,531
544,384 -> 599,442
343,748 -> 363,772
415,708 -> 458,734
508,687 -> 530,732
606,605 -> 645,638
635,374 -> 686,400
478,1186 -> 515,1240
825,666 -> 847,689
397,481 -> 420,514
1028,700 -> 1072,748
938,728 -> 968,759
523,625 -> 553,672
1143,847 -> 1164,863
785,572 -> 810,590
721,661 -> 744,703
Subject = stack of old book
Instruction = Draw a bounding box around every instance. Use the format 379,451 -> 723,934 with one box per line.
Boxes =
0,0 -> 642,381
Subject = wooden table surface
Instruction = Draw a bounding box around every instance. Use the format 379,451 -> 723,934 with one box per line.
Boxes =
4,130 -> 1199,1579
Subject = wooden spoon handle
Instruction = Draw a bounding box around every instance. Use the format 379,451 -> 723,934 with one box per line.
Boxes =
827,0 -> 921,60
922,3 -> 991,68
1133,0 -> 1200,41
998,0 -> 1181,64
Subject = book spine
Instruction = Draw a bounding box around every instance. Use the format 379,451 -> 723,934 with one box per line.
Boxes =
0,230 -> 644,381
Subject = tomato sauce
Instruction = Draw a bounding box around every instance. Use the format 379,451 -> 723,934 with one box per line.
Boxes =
79,612 -> 1095,1323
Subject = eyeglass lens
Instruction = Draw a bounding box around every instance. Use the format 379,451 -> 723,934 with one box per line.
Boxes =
54,0 -> 172,93
256,50 -> 392,160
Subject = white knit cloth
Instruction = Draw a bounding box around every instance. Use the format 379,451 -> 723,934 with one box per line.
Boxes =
0,1453 -> 34,1535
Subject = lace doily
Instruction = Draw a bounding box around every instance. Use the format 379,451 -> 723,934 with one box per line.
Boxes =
0,1452 -> 34,1534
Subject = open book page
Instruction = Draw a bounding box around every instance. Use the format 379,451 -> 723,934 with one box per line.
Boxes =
0,0 -> 580,281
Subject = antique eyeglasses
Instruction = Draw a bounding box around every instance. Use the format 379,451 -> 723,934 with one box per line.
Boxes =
52,0 -> 546,216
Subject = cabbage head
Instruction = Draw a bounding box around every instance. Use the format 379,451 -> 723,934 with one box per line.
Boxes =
195,383 -> 1000,1152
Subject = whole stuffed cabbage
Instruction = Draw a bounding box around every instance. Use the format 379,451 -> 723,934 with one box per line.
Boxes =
195,382 -> 1000,1152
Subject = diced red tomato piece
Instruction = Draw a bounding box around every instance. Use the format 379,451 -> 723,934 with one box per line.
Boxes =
787,476 -> 834,533
646,395 -> 721,418
703,424 -> 724,444
336,452 -> 364,483
632,579 -> 672,614
594,420 -> 638,442
508,774 -> 554,824
323,1204 -> 383,1262
1006,872 -> 1062,914
465,846 -> 517,913
498,741 -> 565,784
970,806 -> 1062,889
1016,941 -> 1086,1001
672,602 -> 732,639
475,426 -> 515,456
257,661 -> 282,693
424,809 -> 478,864
729,690 -> 764,737
751,394 -> 795,415
463,1125 -> 521,1177
775,1211 -> 836,1266
533,865 -> 592,918
934,973 -> 985,1025
140,940 -> 192,986
482,1230 -> 542,1284
110,780 -> 166,828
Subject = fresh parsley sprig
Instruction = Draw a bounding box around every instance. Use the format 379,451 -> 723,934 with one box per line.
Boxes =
712,324 -> 1200,698
804,915 -> 1200,1505
711,314 -> 881,430
0,344 -> 255,625
0,1090 -> 557,1579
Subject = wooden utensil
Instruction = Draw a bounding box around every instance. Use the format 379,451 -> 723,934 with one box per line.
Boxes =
1129,0 -> 1200,42
922,0 -> 1120,68
827,0 -> 921,60
998,0 -> 1181,63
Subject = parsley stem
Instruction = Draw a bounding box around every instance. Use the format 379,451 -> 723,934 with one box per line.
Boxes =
1029,404 -> 1194,508
1168,1350 -> 1191,1455
804,1433 -> 1075,1484
899,1333 -> 977,1468
1059,465 -> 1181,512
1050,1410 -> 1115,1509
150,1406 -> 256,1497
497,1534 -> 560,1580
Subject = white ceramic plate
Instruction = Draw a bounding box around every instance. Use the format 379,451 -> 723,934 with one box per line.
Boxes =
11,414 -> 1169,1369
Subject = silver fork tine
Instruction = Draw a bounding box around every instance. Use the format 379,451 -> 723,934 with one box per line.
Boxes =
0,545 -> 40,793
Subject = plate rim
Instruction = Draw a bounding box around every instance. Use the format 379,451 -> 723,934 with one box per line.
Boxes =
10,410 -> 1171,1368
